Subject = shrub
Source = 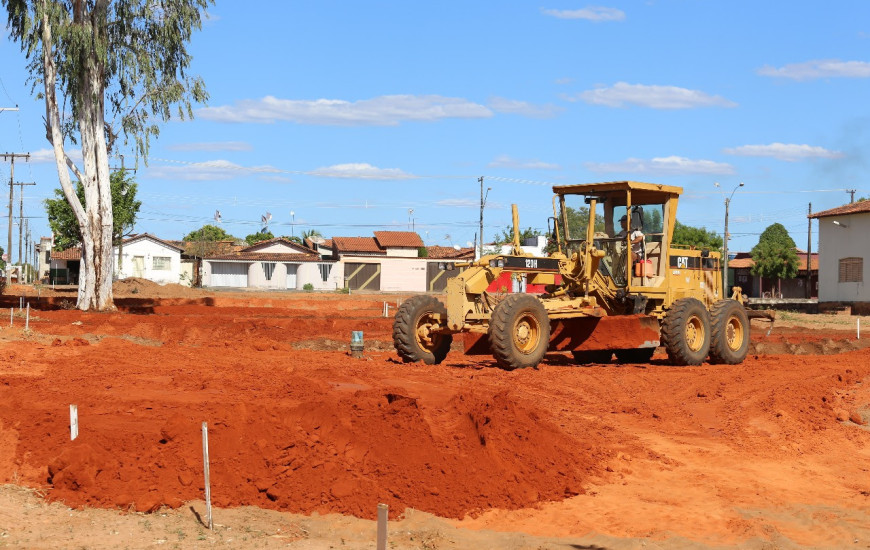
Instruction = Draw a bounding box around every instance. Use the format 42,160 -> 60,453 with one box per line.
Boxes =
303,283 -> 314,292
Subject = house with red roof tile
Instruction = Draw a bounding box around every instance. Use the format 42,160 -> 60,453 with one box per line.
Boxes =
203,237 -> 337,290
727,250 -> 818,298
809,200 -> 870,303
114,233 -> 185,285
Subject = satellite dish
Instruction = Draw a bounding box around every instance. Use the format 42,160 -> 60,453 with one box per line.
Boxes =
454,245 -> 461,250
466,241 -> 473,247
310,235 -> 325,244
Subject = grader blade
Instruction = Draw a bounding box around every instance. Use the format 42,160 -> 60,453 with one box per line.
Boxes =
463,314 -> 660,355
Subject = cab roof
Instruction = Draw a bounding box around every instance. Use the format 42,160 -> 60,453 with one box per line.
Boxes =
552,180 -> 683,206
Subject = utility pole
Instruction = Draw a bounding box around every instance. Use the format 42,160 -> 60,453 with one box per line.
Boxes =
12,181 -> 36,266
716,181 -> 744,296
806,203 -> 812,299
478,176 -> 491,259
847,189 -> 856,203
18,180 -> 35,268
1,152 -> 30,275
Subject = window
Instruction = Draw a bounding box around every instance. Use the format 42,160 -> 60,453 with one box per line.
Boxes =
262,262 -> 276,281
152,256 -> 171,270
838,257 -> 863,283
318,263 -> 332,282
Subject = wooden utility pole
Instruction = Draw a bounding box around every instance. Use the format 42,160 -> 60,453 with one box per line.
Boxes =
806,203 -> 812,299
1,153 -> 30,272
847,189 -> 856,203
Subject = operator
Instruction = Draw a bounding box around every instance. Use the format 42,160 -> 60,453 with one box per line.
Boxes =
616,214 -> 645,265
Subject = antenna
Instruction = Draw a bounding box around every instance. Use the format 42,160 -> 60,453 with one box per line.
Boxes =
214,210 -> 222,224
261,212 -> 272,232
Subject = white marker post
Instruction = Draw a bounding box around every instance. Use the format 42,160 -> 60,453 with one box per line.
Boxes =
25,303 -> 29,331
858,318 -> 861,340
70,405 -> 79,440
202,422 -> 214,530
376,503 -> 388,550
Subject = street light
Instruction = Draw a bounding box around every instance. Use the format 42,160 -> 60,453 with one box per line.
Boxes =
714,181 -> 744,296
290,210 -> 295,238
479,176 -> 491,259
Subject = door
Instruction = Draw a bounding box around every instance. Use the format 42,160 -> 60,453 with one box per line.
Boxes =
210,262 -> 249,287
343,263 -> 381,291
285,264 -> 298,289
132,256 -> 145,278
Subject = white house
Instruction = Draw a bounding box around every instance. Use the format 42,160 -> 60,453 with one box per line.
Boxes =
114,233 -> 185,284
810,201 -> 869,303
203,238 -> 339,290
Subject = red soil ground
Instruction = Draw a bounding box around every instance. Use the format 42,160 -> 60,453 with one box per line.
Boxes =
1,283 -> 869,547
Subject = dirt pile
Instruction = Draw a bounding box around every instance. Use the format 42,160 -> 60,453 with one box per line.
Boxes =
0,294 -> 869,547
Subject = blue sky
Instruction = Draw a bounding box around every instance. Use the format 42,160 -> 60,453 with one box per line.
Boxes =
1,1 -> 869,258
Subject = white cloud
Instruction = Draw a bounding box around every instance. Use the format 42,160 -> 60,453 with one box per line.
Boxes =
147,159 -> 281,181
757,59 -> 870,81
29,148 -> 83,163
723,143 -> 845,162
488,154 -> 561,170
585,156 -> 735,175
542,6 -> 625,22
488,97 -> 563,118
167,141 -> 252,152
573,82 -> 737,109
555,77 -> 575,85
198,94 -> 493,126
308,163 -> 416,180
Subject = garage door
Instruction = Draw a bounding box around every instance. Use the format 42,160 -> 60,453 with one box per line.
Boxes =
210,262 -> 249,287
285,264 -> 298,289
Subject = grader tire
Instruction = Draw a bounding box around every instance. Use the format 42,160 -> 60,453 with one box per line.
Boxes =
572,350 -> 613,364
614,348 -> 655,364
488,294 -> 551,370
708,299 -> 750,364
661,298 -> 711,366
393,295 -> 452,364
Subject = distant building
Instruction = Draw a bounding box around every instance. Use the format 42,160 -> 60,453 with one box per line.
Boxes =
728,250 -> 818,298
810,201 -> 870,303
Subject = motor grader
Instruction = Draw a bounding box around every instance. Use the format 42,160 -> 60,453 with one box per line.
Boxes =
393,181 -> 751,369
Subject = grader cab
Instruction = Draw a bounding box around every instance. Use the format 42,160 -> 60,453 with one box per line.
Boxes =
393,181 -> 750,369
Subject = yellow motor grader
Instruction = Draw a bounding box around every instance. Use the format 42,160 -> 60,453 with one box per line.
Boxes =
393,181 -> 751,369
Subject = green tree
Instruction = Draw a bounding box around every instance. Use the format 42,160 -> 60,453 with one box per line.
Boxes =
750,223 -> 799,296
4,0 -> 212,310
183,225 -> 235,242
671,220 -> 723,251
245,231 -> 274,245
280,235 -> 303,244
44,169 -> 141,251
494,226 -> 541,245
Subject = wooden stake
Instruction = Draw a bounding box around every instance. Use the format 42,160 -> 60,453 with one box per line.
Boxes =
70,405 -> 78,440
202,422 -> 214,529
376,503 -> 388,550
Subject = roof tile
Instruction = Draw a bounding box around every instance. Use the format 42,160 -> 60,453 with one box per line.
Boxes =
809,201 -> 870,219
373,231 -> 423,248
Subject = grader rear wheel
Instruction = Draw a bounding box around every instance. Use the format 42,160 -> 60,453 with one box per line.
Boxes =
488,294 -> 550,370
393,295 -> 453,364
709,299 -> 750,364
661,298 -> 711,366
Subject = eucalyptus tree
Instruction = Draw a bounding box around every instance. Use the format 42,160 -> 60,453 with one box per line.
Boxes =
3,0 -> 212,310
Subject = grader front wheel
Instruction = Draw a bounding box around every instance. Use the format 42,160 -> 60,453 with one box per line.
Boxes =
661,298 -> 711,366
393,295 -> 453,364
488,294 -> 551,370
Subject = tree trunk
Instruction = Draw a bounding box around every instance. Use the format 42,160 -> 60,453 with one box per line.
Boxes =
40,5 -> 114,311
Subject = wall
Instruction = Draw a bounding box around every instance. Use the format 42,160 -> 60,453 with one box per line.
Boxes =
385,248 -> 419,258
818,213 -> 869,302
